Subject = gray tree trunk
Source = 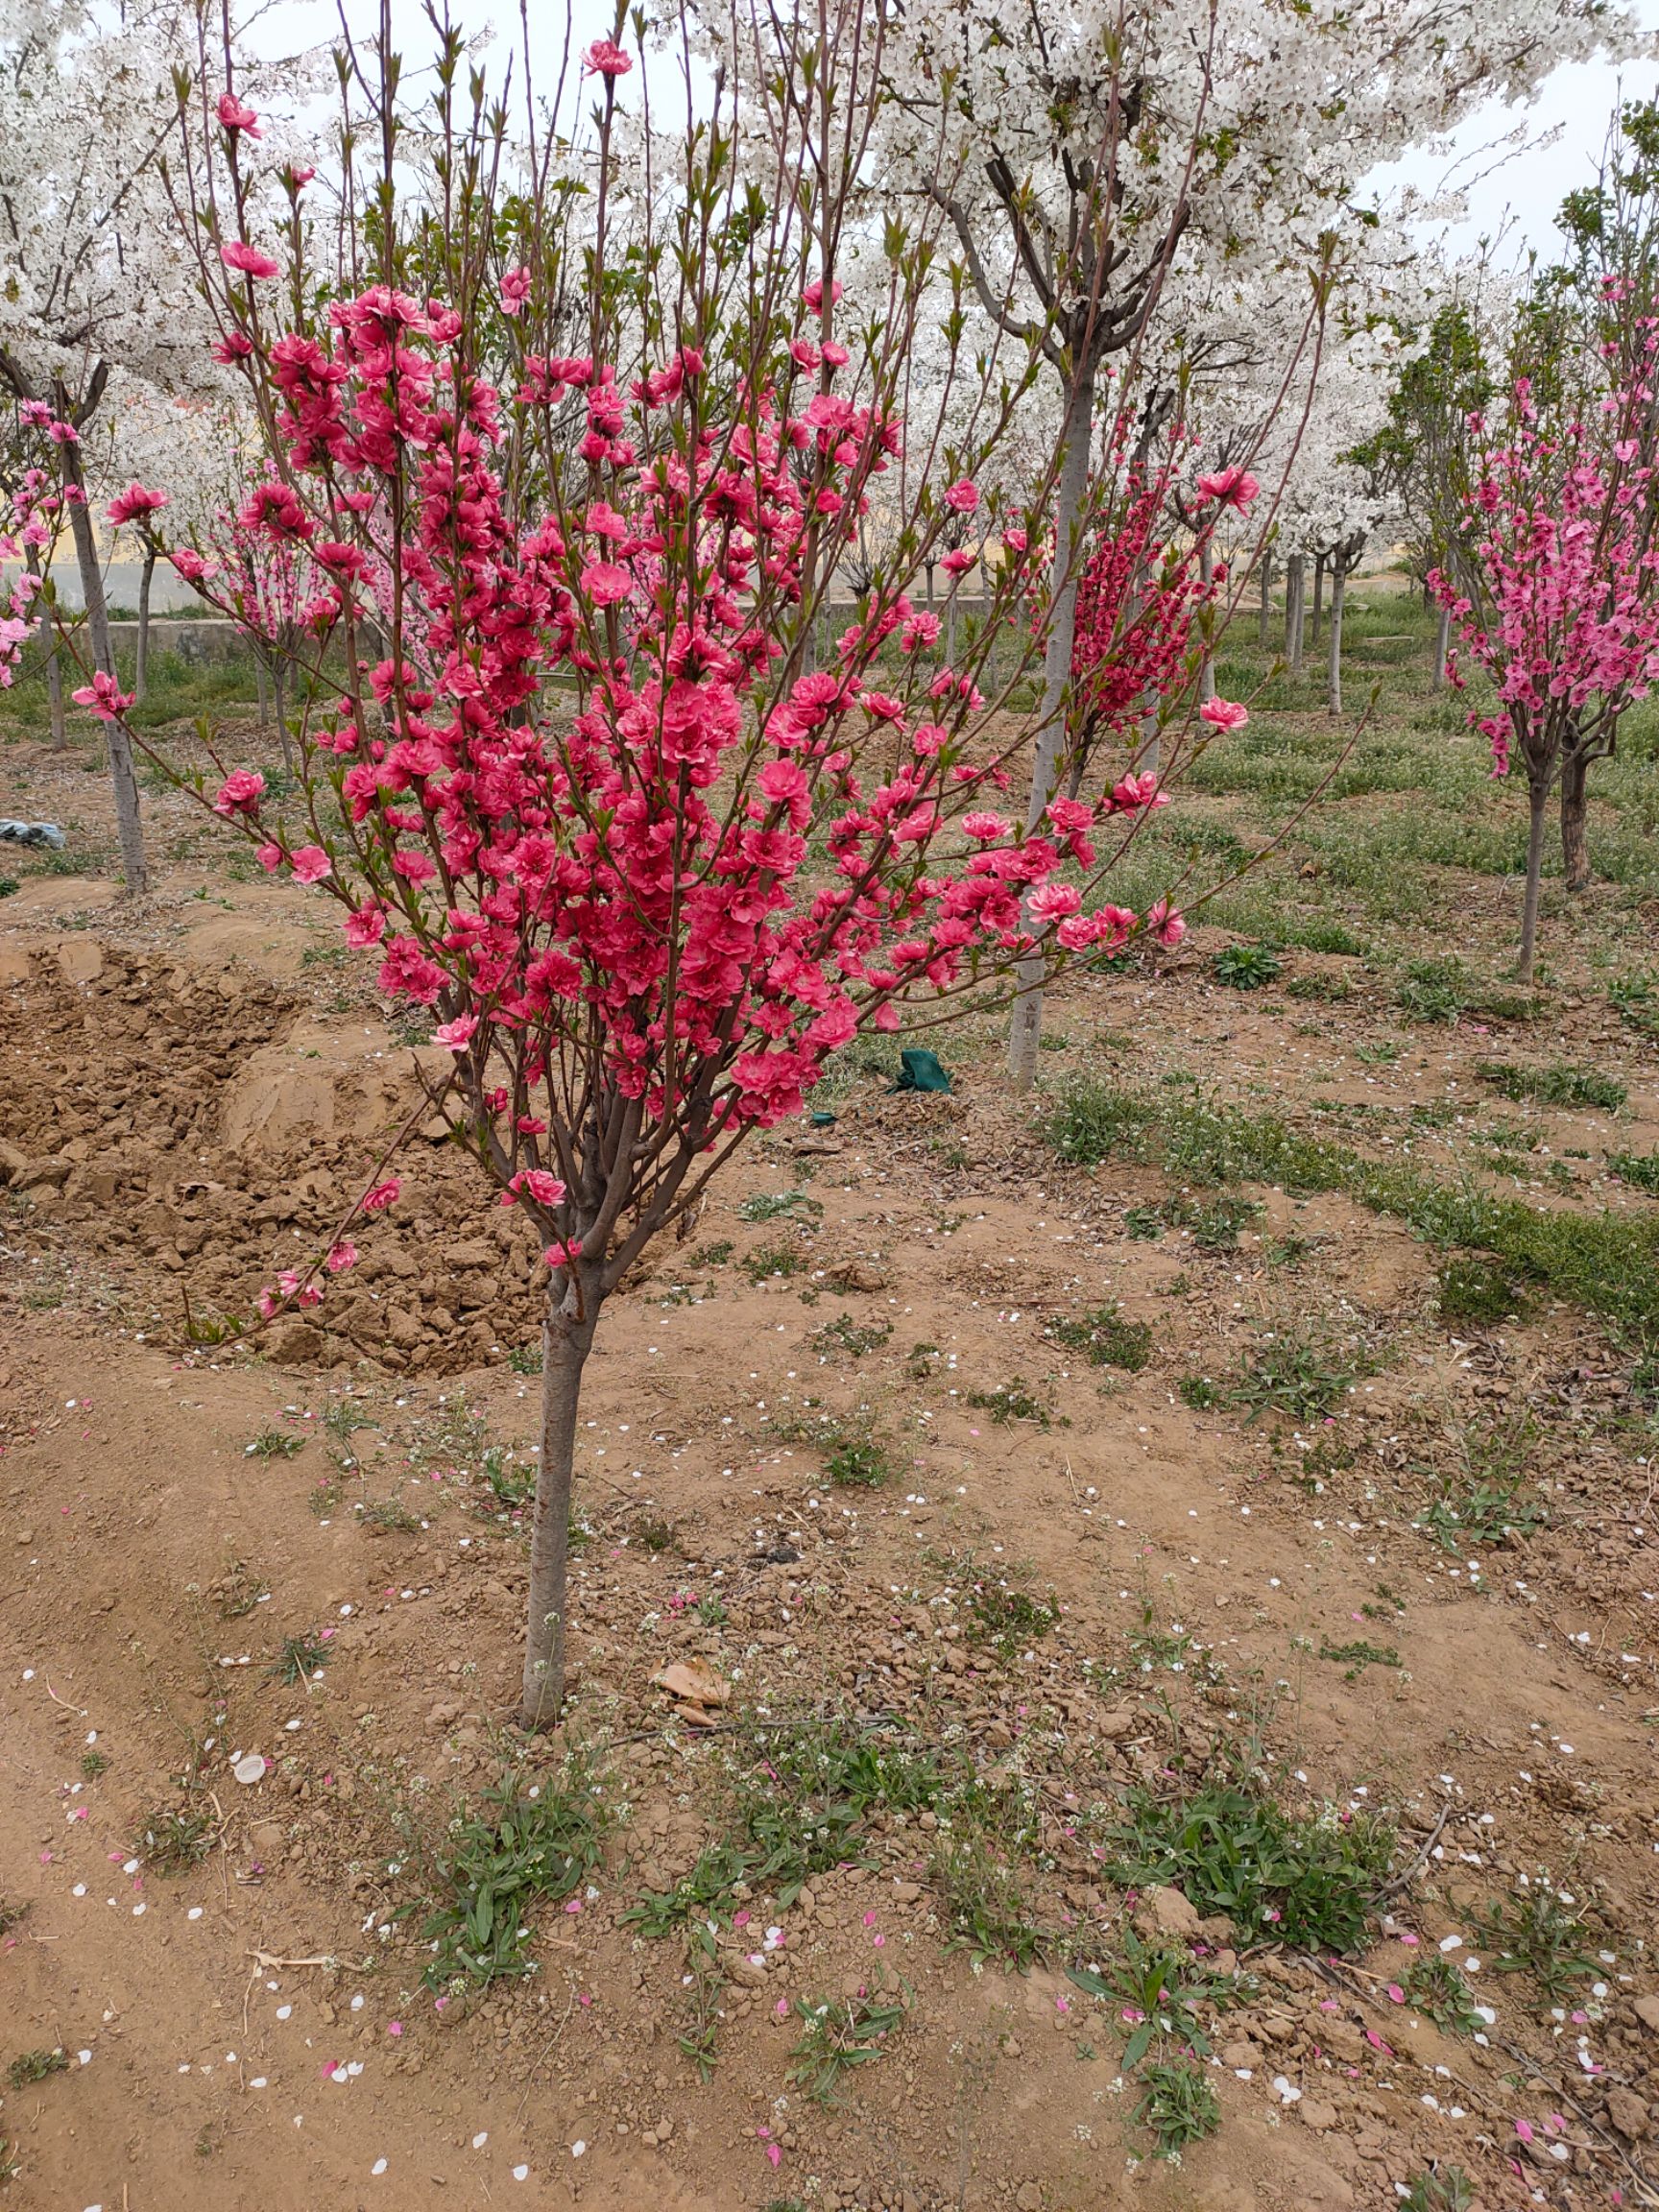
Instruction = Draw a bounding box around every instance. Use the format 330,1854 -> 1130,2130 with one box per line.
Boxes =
1258,551 -> 1272,650
1007,368 -> 1095,1090
1432,605 -> 1452,690
1327,560 -> 1347,716
1286,555 -> 1306,672
1310,552 -> 1325,645
1518,781 -> 1549,985
520,1286 -> 600,1730
62,445 -> 147,894
134,548 -> 156,704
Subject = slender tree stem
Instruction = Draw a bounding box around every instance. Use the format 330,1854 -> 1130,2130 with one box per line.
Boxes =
1518,781 -> 1549,984
520,1285 -> 599,1731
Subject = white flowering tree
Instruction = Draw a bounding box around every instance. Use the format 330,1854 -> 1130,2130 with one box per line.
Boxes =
873,0 -> 1646,1080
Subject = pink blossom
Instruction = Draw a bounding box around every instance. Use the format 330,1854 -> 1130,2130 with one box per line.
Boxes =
500,267 -> 532,318
942,548 -> 974,576
1198,695 -> 1249,732
543,1238 -> 585,1268
213,769 -> 266,816
943,479 -> 979,515
432,1015 -> 479,1051
71,671 -> 133,723
216,91 -> 262,136
961,810 -> 1009,840
220,240 -> 280,280
325,1241 -> 358,1273
1147,899 -> 1186,948
803,277 -> 843,313
1195,466 -> 1259,513
581,561 -> 633,608
361,1180 -> 401,1214
290,845 -> 332,883
107,483 -> 169,528
582,37 -> 633,76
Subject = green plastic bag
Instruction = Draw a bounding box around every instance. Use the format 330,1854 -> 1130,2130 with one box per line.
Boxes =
889,1046 -> 952,1094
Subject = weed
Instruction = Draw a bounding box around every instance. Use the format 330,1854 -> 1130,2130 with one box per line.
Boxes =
930,1829 -> 1045,1967
481,1444 -> 534,1508
1069,1929 -> 1238,2069
1400,2171 -> 1476,2212
810,1314 -> 893,1360
742,1240 -> 805,1284
965,1378 -> 1052,1428
1353,1040 -> 1400,1065
696,1592 -> 728,1628
244,1426 -> 303,1460
1228,1326 -> 1364,1422
633,1515 -> 676,1552
1476,1061 -> 1627,1113
967,1582 -> 1059,1658
1213,943 -> 1283,990
1395,958 -> 1469,1022
1609,972 -> 1659,1040
136,1805 -> 215,1872
1179,1375 -> 1222,1410
904,1340 -> 941,1379
359,1497 -> 421,1534
1124,1204 -> 1165,1238
1318,1638 -> 1402,1681
0,2132 -> 17,2182
267,1630 -> 329,1685
827,1435 -> 891,1486
80,1748 -> 109,1779
0,1899 -> 29,1936
1133,2059 -> 1221,2157
689,1238 -> 733,1267
734,1714 -> 950,1902
1163,1192 -> 1262,1250
1110,1783 -> 1396,1953
414,1769 -> 607,1988
0,877 -> 16,898
1476,1881 -> 1599,2003
1608,1149 -> 1659,1194
213,1558 -> 270,1619
6,2048 -> 67,2090
623,1841 -> 754,1938
787,1984 -> 908,2105
1436,1255 -> 1533,1326
738,1190 -> 824,1224
1285,971 -> 1354,1002
1402,1954 -> 1483,2035
1417,1475 -> 1543,1553
1042,1080 -> 1157,1167
506,1343 -> 542,1376
1046,1302 -> 1153,1371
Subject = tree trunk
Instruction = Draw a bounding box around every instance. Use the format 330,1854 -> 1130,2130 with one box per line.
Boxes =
1197,539 -> 1215,703
1432,604 -> 1451,690
25,547 -> 66,746
1559,752 -> 1591,893
134,548 -> 156,705
520,1286 -> 600,1731
925,561 -> 935,613
1286,555 -> 1305,672
946,594 -> 958,668
1007,365 -> 1095,1091
274,661 -> 294,774
1310,552 -> 1325,645
1517,781 -> 1549,985
60,434 -> 147,895
1327,559 -> 1346,716
255,657 -> 270,727
1258,551 -> 1272,650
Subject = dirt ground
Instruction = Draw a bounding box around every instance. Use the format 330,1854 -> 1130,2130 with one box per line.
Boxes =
2,662 -> 1658,2212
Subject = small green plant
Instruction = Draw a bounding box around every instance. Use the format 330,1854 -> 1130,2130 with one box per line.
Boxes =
622,1840 -> 753,1938
904,1339 -> 941,1379
1042,1079 -> 1155,1167
267,1630 -> 330,1685
826,1435 -> 891,1486
1110,1783 -> 1396,1953
695,1590 -> 728,1627
481,1444 -> 534,1508
1163,1191 -> 1262,1250
1228,1327 -> 1362,1421
359,1497 -> 421,1534
1123,1204 -> 1165,1238
742,1239 -> 805,1284
964,1378 -> 1052,1428
787,1984 -> 909,2105
1476,1061 -> 1627,1112
1352,1039 -> 1400,1065
0,876 -> 18,898
413,1770 -> 608,1988
1179,1375 -> 1222,1410
1608,1149 -> 1659,1194
1609,972 -> 1659,1039
213,1558 -> 271,1619
1417,1476 -> 1543,1553
738,1190 -> 824,1224
1399,2168 -> 1476,2212
1402,1954 -> 1483,2035
633,1515 -> 676,1552
1476,1882 -> 1599,2003
810,1313 -> 893,1360
136,1805 -> 215,1872
1395,957 -> 1468,1022
1285,971 -> 1353,1002
1132,2058 -> 1222,2157
0,1899 -> 30,1936
5,2048 -> 67,2090
930,1829 -> 1045,1967
689,1238 -> 733,1267
1213,943 -> 1282,990
1436,1255 -> 1533,1325
506,1343 -> 542,1375
1317,1638 -> 1402,1681
244,1426 -> 303,1460
79,1748 -> 110,1779
1070,1929 -> 1238,2070
967,1582 -> 1059,1657
1046,1302 -> 1153,1371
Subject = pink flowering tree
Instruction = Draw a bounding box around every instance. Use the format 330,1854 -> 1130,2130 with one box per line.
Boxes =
58,11 -> 1226,1732
1431,335 -> 1659,981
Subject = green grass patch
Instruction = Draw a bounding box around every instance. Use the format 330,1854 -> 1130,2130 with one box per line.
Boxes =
1475,1061 -> 1626,1113
409,1768 -> 607,1989
1045,1301 -> 1153,1371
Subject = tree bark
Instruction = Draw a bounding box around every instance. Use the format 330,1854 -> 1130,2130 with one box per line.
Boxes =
1432,604 -> 1451,690
60,430 -> 147,895
1518,781 -> 1549,985
1559,752 -> 1591,893
1286,555 -> 1305,672
25,546 -> 66,746
1007,365 -> 1094,1091
1310,552 -> 1325,645
274,661 -> 294,774
1327,558 -> 1347,717
134,548 -> 156,704
520,1286 -> 600,1731
1258,550 -> 1272,650
255,657 -> 270,728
